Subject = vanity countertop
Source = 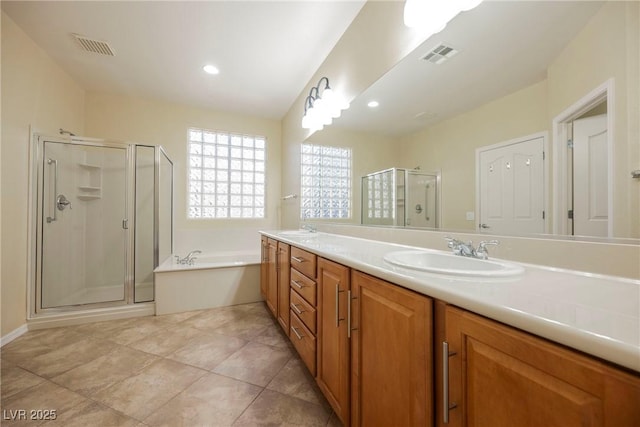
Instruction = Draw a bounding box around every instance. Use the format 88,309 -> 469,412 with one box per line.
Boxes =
261,230 -> 640,373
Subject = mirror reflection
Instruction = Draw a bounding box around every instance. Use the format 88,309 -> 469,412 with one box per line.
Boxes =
317,0 -> 638,239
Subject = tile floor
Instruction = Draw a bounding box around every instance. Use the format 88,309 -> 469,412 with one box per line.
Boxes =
0,302 -> 341,426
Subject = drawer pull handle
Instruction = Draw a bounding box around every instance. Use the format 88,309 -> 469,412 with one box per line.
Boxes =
291,303 -> 304,315
291,326 -> 305,340
443,341 -> 458,424
291,256 -> 306,263
291,280 -> 306,289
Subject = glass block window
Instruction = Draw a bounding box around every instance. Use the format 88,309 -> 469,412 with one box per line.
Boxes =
300,143 -> 351,219
188,128 -> 266,219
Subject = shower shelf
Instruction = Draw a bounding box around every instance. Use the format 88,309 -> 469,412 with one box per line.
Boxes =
78,186 -> 100,191
77,195 -> 101,201
79,163 -> 101,169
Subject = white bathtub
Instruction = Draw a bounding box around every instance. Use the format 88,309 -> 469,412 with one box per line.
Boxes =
154,252 -> 262,315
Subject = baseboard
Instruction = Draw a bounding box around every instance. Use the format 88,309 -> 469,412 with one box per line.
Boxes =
26,303 -> 156,331
0,324 -> 29,347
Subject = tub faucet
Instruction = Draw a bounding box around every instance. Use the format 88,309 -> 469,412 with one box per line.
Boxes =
301,224 -> 316,233
176,250 -> 201,265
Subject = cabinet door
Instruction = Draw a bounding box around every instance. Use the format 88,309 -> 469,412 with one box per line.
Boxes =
265,238 -> 278,316
260,236 -> 268,299
317,258 -> 350,425
443,306 -> 640,427
277,242 -> 290,333
351,271 -> 433,427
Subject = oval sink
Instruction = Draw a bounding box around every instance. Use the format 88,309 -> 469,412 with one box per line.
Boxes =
383,250 -> 524,277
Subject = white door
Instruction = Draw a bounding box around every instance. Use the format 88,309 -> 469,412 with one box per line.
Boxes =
572,114 -> 608,237
478,136 -> 545,235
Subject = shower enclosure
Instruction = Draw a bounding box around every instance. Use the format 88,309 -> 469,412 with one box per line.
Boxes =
31,135 -> 173,315
361,168 -> 440,228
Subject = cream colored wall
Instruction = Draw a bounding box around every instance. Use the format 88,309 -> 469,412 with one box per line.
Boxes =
547,1 -> 639,238
84,91 -> 281,255
399,80 -> 548,231
280,1 -> 432,229
301,126 -> 399,224
1,12 -> 86,337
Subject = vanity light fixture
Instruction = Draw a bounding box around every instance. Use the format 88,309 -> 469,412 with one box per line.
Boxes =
301,77 -> 349,132
203,64 -> 220,75
404,0 -> 484,31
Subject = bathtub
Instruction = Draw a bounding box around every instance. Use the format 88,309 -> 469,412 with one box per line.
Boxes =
154,252 -> 262,315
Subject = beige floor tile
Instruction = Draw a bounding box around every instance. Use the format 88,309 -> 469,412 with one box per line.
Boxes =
213,341 -> 291,387
51,346 -> 159,396
153,309 -> 205,325
266,358 -> 327,407
72,317 -> 138,337
212,314 -> 274,341
252,323 -> 292,349
181,306 -> 256,332
327,411 -> 344,427
16,337 -> 118,379
0,328 -> 87,364
1,381 -> 89,427
232,389 -> 331,427
92,358 -> 206,421
167,332 -> 247,371
143,373 -> 262,427
128,325 -> 203,356
1,360 -> 45,400
101,318 -> 171,346
44,400 -> 139,427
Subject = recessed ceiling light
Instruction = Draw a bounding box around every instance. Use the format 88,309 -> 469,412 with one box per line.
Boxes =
203,65 -> 219,75
367,101 -> 379,108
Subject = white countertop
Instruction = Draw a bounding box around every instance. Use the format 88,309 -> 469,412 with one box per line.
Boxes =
261,230 -> 640,373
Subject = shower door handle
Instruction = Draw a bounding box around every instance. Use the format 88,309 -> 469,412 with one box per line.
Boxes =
46,158 -> 58,223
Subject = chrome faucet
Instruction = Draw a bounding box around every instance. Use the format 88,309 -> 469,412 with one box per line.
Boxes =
175,250 -> 201,265
301,224 -> 316,233
445,237 -> 499,260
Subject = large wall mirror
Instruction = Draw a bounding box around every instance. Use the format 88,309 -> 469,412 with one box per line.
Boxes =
306,1 -> 639,240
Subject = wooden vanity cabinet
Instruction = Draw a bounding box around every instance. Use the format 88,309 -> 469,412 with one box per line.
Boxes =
441,305 -> 640,427
317,258 -> 351,425
277,242 -> 290,332
260,236 -> 268,299
289,246 -> 319,375
265,238 -> 278,316
351,270 -> 433,427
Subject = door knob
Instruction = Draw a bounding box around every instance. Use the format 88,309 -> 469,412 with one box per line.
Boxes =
479,223 -> 490,229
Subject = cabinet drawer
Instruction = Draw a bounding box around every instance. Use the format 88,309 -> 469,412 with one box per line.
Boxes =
290,268 -> 317,306
290,311 -> 316,376
291,246 -> 317,279
290,289 -> 317,334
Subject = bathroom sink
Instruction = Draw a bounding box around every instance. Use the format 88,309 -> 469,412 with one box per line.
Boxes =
383,250 -> 524,277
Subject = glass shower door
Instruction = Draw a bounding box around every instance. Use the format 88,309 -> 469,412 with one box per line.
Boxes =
40,141 -> 128,308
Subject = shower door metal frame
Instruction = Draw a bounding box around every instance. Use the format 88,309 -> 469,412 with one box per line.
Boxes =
29,134 -> 136,316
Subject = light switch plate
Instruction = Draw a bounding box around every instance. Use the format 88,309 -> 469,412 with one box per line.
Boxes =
466,211 -> 475,221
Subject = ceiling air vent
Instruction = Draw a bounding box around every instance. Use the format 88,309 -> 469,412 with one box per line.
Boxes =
422,43 -> 458,65
72,34 -> 115,56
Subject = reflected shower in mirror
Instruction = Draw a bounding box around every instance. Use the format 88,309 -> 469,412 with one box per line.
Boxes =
362,168 -> 440,229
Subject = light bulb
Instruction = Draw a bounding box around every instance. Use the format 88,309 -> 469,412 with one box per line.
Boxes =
302,113 -> 312,129
458,0 -> 483,12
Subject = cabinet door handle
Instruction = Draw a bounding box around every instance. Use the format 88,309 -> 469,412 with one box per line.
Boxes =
335,282 -> 345,327
291,326 -> 304,340
291,303 -> 304,315
291,256 -> 306,263
347,290 -> 352,338
291,280 -> 305,289
443,341 -> 458,424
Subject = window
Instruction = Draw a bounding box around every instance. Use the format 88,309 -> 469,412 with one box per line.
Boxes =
300,143 -> 351,219
188,128 -> 265,219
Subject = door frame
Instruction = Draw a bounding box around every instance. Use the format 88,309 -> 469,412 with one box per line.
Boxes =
475,131 -> 549,234
551,79 -> 614,237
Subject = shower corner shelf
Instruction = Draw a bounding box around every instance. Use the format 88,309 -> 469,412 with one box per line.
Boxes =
78,186 -> 101,191
79,163 -> 101,169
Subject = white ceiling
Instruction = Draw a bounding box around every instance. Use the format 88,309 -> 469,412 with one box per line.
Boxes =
335,1 -> 605,136
1,0 -> 365,120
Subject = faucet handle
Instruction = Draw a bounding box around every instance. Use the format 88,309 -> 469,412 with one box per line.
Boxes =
478,240 -> 499,249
